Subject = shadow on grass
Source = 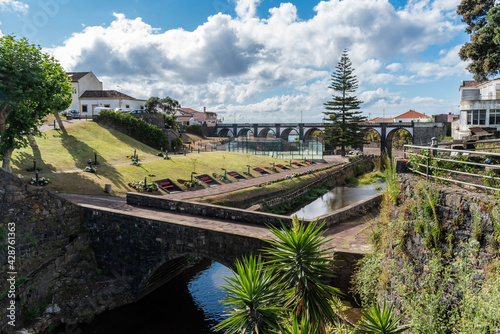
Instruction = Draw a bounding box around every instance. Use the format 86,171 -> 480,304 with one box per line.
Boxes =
56,130 -> 129,190
94,123 -> 159,156
11,139 -> 58,175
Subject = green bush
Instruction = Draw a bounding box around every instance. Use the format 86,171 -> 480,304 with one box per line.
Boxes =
186,124 -> 204,137
99,110 -> 169,150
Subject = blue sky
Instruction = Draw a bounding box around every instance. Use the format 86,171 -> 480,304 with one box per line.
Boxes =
0,0 -> 472,122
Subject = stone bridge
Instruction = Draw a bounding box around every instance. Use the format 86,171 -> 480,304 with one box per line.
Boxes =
213,122 -> 446,154
81,190 -> 381,300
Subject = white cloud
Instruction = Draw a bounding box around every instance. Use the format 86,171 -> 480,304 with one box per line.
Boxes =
386,63 -> 402,72
407,44 -> 468,78
0,0 -> 28,14
47,0 -> 466,122
235,0 -> 261,20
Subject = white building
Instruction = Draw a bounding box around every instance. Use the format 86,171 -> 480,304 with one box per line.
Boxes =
394,110 -> 431,123
79,90 -> 146,117
67,72 -> 102,111
66,72 -> 146,117
457,79 -> 500,139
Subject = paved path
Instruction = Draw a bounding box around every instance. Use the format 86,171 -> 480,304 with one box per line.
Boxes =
166,155 -> 348,200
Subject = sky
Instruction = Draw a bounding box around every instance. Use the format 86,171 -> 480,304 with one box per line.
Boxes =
0,0 -> 473,123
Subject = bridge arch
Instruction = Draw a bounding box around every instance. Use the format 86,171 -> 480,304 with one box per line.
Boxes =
304,128 -> 323,140
137,253 -> 236,299
280,127 -> 299,141
218,128 -> 234,137
237,128 -> 254,138
386,128 -> 413,154
258,127 -> 276,138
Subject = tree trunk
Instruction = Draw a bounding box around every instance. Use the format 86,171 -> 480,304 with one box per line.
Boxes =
54,110 -> 66,133
1,146 -> 14,173
27,133 -> 38,147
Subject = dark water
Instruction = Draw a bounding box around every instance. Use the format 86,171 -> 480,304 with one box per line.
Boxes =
291,181 -> 385,219
57,260 -> 231,334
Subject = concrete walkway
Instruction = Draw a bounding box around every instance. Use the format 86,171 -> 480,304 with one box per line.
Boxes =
167,155 -> 348,200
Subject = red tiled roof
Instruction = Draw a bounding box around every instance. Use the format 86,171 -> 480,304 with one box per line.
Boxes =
80,90 -> 136,99
177,108 -> 200,114
394,110 -> 428,119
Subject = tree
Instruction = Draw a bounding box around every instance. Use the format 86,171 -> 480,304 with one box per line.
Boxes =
0,35 -> 72,172
457,0 -> 500,80
323,49 -> 366,157
145,96 -> 181,114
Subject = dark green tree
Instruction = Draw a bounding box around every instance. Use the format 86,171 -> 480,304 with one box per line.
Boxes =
0,35 -> 72,172
323,49 -> 366,157
457,0 -> 500,80
145,96 -> 181,114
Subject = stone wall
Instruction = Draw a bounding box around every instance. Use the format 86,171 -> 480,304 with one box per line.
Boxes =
318,193 -> 382,228
0,169 -> 130,333
263,158 -> 375,209
371,173 -> 500,325
127,193 -> 296,227
413,123 -> 447,145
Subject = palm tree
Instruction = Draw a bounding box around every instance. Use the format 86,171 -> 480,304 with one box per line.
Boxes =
214,255 -> 283,334
359,300 -> 408,334
264,220 -> 342,332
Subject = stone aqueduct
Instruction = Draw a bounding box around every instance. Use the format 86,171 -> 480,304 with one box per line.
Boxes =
213,122 -> 447,154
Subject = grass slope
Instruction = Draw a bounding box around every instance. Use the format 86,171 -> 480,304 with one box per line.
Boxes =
12,122 -> 294,196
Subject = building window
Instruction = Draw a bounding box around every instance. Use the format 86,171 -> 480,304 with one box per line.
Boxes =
140,106 -> 144,109
82,105 -> 88,113
104,104 -> 110,108
126,104 -> 130,109
72,88 -> 77,94
467,110 -> 486,125
490,110 -> 500,125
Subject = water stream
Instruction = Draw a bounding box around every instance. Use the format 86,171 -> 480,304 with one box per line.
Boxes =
291,181 -> 385,219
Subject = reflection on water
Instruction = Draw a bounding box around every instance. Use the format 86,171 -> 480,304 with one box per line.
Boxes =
292,181 -> 385,220
66,260 -> 231,334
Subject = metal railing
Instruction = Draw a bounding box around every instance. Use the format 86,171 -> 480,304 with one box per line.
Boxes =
404,144 -> 500,192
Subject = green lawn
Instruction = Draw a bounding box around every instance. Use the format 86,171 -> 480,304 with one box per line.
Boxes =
11,122 -> 297,196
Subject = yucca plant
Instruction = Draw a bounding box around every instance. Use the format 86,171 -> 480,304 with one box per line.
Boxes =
214,255 -> 283,334
264,220 -> 342,332
277,313 -> 320,334
359,300 -> 408,334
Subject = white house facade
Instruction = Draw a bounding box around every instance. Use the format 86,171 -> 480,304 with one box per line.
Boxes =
67,72 -> 103,111
79,90 -> 146,117
66,72 -> 146,116
457,79 -> 500,139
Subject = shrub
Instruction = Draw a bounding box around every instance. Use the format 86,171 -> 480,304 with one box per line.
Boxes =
185,124 -> 204,137
99,110 -> 169,150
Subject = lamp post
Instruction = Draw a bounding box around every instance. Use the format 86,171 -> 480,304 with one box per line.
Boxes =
94,152 -> 98,165
247,165 -> 250,175
431,137 -> 438,156
221,168 -> 227,179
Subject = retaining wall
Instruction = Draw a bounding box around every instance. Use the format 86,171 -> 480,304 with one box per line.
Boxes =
263,157 -> 375,209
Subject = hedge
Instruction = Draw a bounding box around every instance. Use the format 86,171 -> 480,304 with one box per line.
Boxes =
98,110 -> 169,150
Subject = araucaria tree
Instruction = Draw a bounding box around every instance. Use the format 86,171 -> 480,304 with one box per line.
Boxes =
0,35 -> 72,172
457,0 -> 500,80
323,49 -> 366,157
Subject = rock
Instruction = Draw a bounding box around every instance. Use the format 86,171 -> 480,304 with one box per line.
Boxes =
45,304 -> 61,314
